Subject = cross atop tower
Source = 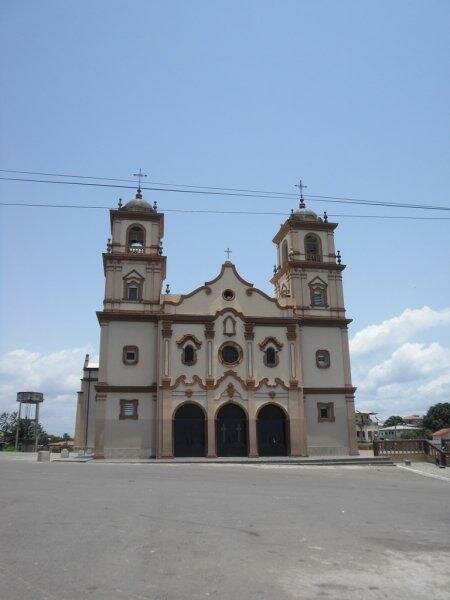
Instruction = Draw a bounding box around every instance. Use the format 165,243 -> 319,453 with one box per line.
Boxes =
132,169 -> 147,198
294,179 -> 307,209
224,247 -> 232,260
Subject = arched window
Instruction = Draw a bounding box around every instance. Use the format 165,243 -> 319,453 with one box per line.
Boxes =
182,344 -> 196,366
305,234 -> 322,261
265,347 -> 278,367
281,240 -> 289,265
127,226 -> 145,253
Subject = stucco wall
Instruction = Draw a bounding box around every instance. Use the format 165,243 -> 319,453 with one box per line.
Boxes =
300,326 -> 346,387
103,392 -> 156,458
305,394 -> 349,454
103,321 -> 157,386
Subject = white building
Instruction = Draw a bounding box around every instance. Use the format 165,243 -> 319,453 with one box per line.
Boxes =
355,411 -> 379,442
74,187 -> 358,459
378,425 -> 419,440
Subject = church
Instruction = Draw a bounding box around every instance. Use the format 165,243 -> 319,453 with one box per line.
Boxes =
74,184 -> 358,459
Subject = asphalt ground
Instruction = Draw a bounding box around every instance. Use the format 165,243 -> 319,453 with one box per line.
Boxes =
0,455 -> 449,600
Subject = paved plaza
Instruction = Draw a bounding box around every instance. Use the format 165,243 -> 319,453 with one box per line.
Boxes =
0,454 -> 449,600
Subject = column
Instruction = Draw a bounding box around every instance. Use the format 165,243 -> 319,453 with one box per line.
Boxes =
247,387 -> 258,457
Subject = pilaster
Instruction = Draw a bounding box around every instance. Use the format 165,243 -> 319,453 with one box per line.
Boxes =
93,393 -> 106,459
206,385 -> 216,458
346,393 -> 359,455
247,386 -> 258,458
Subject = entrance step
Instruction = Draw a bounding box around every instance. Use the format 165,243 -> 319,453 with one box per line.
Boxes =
151,456 -> 395,466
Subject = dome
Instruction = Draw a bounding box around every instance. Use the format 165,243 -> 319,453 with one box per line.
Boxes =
122,190 -> 155,212
292,205 -> 320,221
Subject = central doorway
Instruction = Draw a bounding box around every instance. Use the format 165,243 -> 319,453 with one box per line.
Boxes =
257,404 -> 288,456
216,403 -> 248,457
173,403 -> 206,457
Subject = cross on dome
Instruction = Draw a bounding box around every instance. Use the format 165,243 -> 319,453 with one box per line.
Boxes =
294,179 -> 307,209
224,247 -> 232,260
132,168 -> 147,198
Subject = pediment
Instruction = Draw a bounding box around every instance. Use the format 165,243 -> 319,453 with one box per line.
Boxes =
309,276 -> 327,287
163,262 -> 293,318
123,269 -> 144,281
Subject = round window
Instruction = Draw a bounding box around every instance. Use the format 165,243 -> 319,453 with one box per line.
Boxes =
220,344 -> 241,365
222,289 -> 235,301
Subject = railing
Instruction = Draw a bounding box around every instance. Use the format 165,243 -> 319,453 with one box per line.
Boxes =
306,253 -> 321,262
128,245 -> 145,254
373,439 -> 448,466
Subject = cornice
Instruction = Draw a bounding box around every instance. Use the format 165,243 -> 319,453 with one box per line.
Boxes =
299,317 -> 352,327
109,208 -> 164,227
95,384 -> 157,393
97,311 -> 160,324
302,386 -> 357,395
271,260 -> 345,284
96,310 -> 351,327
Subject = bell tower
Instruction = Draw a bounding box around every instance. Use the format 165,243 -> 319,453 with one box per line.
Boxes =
102,187 -> 166,312
271,182 -> 346,320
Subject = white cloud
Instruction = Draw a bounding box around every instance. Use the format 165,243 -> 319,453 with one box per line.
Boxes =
350,306 -> 450,357
360,342 -> 449,392
351,308 -> 450,419
0,346 -> 97,435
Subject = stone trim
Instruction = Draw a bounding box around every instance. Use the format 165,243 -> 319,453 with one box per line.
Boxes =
122,345 -> 139,365
286,324 -> 297,340
161,320 -> 173,338
258,336 -> 283,350
244,323 -> 255,340
317,402 -> 335,423
316,349 -> 330,369
176,334 -> 202,348
218,341 -> 243,367
119,399 -> 138,420
204,322 -> 215,339
167,371 -> 290,392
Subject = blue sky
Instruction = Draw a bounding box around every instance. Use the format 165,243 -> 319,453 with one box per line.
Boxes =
0,1 -> 449,433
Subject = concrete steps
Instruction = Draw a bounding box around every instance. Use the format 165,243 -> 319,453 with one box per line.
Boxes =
152,456 -> 395,466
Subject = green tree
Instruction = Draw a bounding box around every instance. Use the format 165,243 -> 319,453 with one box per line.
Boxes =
0,411 -> 18,446
422,403 -> 450,433
383,415 -> 404,427
400,428 -> 432,440
0,412 -> 48,449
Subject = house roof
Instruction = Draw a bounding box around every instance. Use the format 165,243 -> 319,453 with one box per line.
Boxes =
432,428 -> 450,437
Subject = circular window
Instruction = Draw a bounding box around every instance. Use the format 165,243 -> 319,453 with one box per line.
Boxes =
219,342 -> 242,366
222,289 -> 235,301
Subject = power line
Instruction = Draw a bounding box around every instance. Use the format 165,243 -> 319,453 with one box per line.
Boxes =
0,173 -> 449,212
1,201 -> 449,220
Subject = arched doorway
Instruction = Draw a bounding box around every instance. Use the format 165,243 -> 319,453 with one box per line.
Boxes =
257,404 -> 288,456
216,403 -> 248,457
173,403 -> 206,457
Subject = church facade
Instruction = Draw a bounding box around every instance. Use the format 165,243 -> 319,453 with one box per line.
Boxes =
74,187 -> 358,459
